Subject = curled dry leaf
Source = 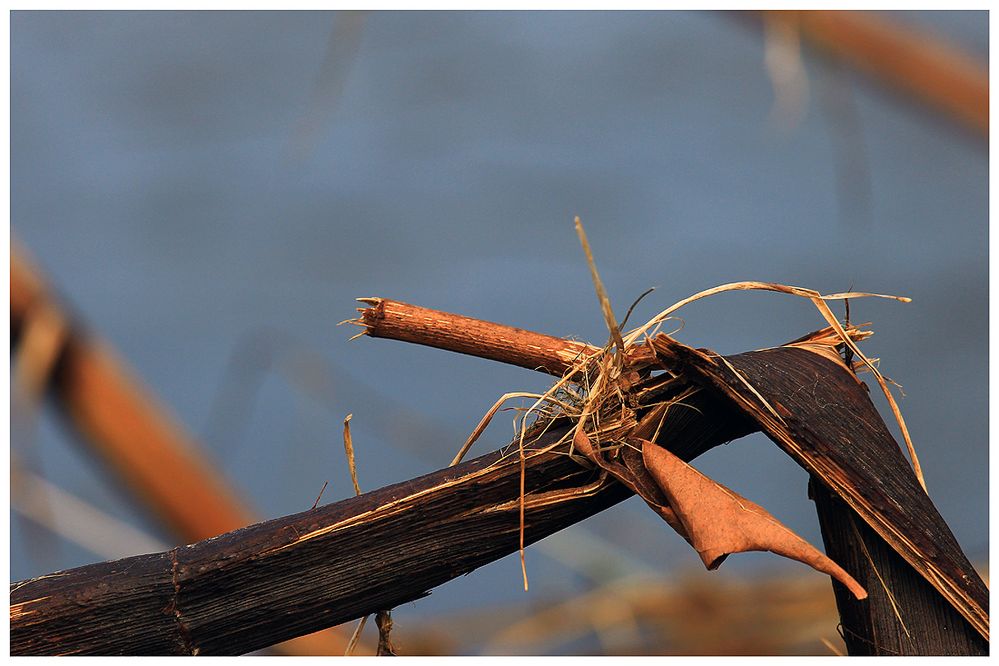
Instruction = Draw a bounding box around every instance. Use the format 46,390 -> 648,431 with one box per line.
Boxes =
639,437 -> 867,601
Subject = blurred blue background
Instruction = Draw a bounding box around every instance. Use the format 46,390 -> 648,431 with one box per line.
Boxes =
10,9 -> 988,650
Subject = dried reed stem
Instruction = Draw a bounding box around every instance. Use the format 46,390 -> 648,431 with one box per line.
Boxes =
350,298 -> 655,376
352,298 -> 597,376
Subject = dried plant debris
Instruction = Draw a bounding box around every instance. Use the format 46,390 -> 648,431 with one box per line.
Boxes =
356,296 -> 892,588
568,340 -> 866,601
640,438 -> 866,600
342,414 -> 362,497
351,221 -> 984,644
345,615 -> 368,656
375,610 -> 398,656
580,363 -> 855,589
339,415 -> 400,656
650,335 -> 988,641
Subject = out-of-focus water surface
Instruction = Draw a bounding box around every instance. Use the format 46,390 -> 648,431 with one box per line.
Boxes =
10,9 -> 987,639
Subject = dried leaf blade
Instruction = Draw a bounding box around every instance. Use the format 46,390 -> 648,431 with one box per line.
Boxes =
640,439 -> 867,600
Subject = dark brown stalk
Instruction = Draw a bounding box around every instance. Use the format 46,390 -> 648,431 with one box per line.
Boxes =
10,384 -> 752,656
9,427 -> 620,655
811,480 -> 987,655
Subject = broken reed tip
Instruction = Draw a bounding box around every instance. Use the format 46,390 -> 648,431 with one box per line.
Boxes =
338,316 -> 371,341
356,297 -> 382,306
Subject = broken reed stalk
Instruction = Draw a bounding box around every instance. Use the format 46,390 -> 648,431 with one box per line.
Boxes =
8,415 -> 728,656
349,297 -> 622,376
